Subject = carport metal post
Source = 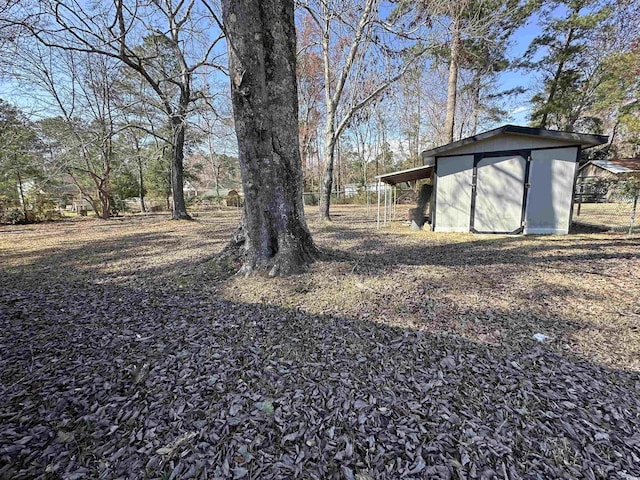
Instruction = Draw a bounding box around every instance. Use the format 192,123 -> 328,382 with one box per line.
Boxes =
384,185 -> 393,227
383,183 -> 388,226
376,179 -> 381,229
392,185 -> 397,220
391,185 -> 395,222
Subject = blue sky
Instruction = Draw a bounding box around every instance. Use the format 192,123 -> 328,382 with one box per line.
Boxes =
500,13 -> 544,125
1,3 -> 545,129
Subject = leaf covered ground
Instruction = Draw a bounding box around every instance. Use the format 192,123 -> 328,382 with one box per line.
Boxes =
1,206 -> 639,479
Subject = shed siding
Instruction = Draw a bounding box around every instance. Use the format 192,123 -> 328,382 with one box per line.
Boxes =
473,155 -> 526,232
435,155 -> 473,232
439,134 -> 577,157
524,147 -> 577,234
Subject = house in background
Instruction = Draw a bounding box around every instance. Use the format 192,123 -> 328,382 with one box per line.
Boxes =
576,158 -> 640,203
184,181 -> 198,198
377,125 -> 608,235
578,158 -> 640,179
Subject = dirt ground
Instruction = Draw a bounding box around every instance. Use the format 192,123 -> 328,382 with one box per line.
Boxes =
1,206 -> 639,479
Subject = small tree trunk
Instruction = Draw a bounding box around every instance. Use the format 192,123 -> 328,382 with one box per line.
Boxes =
138,158 -> 147,213
630,194 -> 638,235
170,116 -> 191,220
17,168 -> 28,223
444,15 -> 461,144
222,0 -> 319,276
319,134 -> 336,221
539,27 -> 575,129
471,70 -> 481,135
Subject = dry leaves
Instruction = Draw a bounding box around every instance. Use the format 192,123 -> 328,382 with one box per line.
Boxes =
1,207 -> 639,479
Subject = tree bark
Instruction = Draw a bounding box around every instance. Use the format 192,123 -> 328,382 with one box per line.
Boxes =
222,0 -> 319,276
319,132 -> 336,220
98,170 -> 111,220
17,168 -> 28,223
170,115 -> 191,220
99,192 -> 110,220
471,70 -> 481,135
539,27 -> 575,130
138,158 -> 146,213
444,15 -> 461,144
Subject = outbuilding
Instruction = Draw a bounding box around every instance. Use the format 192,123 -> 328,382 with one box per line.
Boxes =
377,125 -> 608,234
578,158 -> 640,179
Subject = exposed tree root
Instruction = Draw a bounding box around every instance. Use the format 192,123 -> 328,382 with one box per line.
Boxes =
216,218 -> 320,277
171,211 -> 193,221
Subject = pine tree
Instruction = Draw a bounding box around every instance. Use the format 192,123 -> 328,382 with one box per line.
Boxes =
523,0 -> 613,131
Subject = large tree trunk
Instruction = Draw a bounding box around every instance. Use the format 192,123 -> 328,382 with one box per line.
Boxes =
221,0 -> 319,276
444,15 -> 461,144
170,115 -> 191,220
98,172 -> 111,220
99,193 -> 110,220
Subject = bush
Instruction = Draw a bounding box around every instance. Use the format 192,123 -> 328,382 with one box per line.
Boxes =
31,195 -> 61,221
0,195 -> 62,224
303,192 -> 317,206
2,208 -> 24,225
226,190 -> 243,207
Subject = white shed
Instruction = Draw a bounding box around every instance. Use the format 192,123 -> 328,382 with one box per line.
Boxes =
378,125 -> 608,234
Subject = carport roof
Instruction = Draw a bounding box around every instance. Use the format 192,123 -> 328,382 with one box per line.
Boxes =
421,124 -> 609,160
375,165 -> 434,186
580,159 -> 640,174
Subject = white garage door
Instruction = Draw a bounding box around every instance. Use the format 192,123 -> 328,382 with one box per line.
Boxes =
473,155 -> 526,233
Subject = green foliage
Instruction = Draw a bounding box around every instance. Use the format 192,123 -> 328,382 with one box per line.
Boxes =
523,0 -> 614,131
29,193 -> 61,221
146,153 -> 172,199
0,99 -> 41,203
112,167 -> 141,200
1,207 -> 23,224
593,49 -> 640,154
616,172 -> 640,198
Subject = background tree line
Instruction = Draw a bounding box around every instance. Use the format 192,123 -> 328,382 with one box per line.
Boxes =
0,0 -> 638,225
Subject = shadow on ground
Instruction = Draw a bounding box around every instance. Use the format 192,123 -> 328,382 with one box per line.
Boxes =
2,219 -> 640,478
1,266 -> 640,479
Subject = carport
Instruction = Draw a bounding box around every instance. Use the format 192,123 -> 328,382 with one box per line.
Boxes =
375,164 -> 433,227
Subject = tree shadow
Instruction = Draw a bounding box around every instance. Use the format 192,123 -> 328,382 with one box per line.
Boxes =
1,253 -> 639,479
320,232 -> 640,272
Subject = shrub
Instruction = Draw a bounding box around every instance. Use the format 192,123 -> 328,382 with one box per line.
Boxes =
30,194 -> 61,221
2,208 -> 24,224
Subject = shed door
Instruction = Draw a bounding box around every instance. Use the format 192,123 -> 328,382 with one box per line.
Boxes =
472,155 -> 526,233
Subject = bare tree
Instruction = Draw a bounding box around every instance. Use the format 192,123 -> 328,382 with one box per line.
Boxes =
394,0 -> 525,144
298,0 -> 428,220
6,0 -> 225,219
220,0 -> 319,276
296,15 -> 324,190
192,108 -> 238,202
16,46 -> 121,219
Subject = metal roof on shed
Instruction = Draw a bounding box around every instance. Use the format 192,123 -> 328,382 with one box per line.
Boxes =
580,158 -> 640,174
421,125 -> 608,161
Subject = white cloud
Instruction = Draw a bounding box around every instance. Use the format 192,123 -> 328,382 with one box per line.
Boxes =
510,105 -> 530,115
